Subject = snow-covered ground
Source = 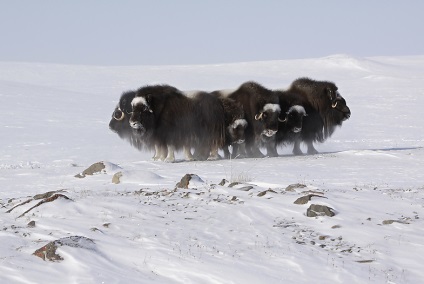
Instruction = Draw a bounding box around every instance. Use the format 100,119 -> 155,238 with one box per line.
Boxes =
1,55 -> 424,283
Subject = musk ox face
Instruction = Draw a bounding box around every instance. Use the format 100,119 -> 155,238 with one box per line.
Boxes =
324,85 -> 351,121
129,96 -> 154,137
109,91 -> 147,150
228,118 -> 247,144
109,92 -> 132,136
280,105 -> 307,133
109,91 -> 135,135
331,94 -> 351,122
254,103 -> 281,137
109,105 -> 130,138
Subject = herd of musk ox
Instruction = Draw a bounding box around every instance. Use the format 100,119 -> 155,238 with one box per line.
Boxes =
109,78 -> 351,162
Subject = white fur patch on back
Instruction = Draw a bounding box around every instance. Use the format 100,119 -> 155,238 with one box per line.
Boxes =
232,119 -> 247,128
219,89 -> 236,96
289,105 -> 306,115
263,103 -> 281,113
131,97 -> 149,107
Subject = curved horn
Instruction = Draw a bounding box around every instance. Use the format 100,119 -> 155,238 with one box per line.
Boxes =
113,109 -> 125,121
255,112 -> 263,121
332,101 -> 338,108
278,117 -> 287,123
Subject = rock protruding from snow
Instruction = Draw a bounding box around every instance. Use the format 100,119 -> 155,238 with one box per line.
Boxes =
75,161 -> 121,178
294,194 -> 327,205
75,162 -> 106,178
306,204 -> 335,217
175,174 -> 204,189
112,171 -> 123,184
33,236 -> 96,262
285,183 -> 307,192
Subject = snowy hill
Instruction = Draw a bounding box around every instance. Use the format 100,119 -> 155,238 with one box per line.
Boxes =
1,55 -> 424,283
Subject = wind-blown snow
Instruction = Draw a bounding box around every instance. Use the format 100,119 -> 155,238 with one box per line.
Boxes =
1,55 -> 424,283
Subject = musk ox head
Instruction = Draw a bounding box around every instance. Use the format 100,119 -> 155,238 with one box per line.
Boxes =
279,105 -> 307,133
327,88 -> 351,121
109,91 -> 146,150
254,103 -> 281,137
109,91 -> 135,131
129,95 -> 154,137
228,118 -> 247,144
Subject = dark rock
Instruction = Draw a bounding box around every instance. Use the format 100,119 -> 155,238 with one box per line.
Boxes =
382,219 -> 410,225
34,191 -> 60,200
112,171 -> 123,184
218,179 -> 228,186
75,162 -> 106,178
306,204 -> 335,217
228,182 -> 241,188
356,260 -> 375,263
33,236 -> 96,262
285,183 -> 307,192
294,194 -> 327,205
18,194 -> 71,219
175,174 -> 203,189
33,242 -> 63,261
294,195 -> 311,205
27,221 -> 36,228
257,189 -> 277,197
238,186 -> 253,191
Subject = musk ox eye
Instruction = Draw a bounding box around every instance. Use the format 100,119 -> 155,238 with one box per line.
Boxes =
113,109 -> 125,121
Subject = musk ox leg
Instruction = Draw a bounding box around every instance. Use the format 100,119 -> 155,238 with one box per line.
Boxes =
265,143 -> 279,157
207,147 -> 220,161
292,140 -> 304,156
247,145 -> 265,158
306,141 -> 319,155
223,146 -> 231,159
153,145 -> 168,161
193,146 -> 210,161
231,143 -> 247,159
165,145 -> 176,163
184,147 -> 195,161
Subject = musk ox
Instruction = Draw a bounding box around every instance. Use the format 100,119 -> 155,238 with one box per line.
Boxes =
213,81 -> 280,158
129,84 -> 195,162
288,77 -> 351,155
130,86 -> 235,162
214,94 -> 247,159
110,86 -> 185,161
109,90 -> 147,151
189,91 -> 227,161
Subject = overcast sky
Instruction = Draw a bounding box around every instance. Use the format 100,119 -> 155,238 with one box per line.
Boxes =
1,0 -> 423,66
